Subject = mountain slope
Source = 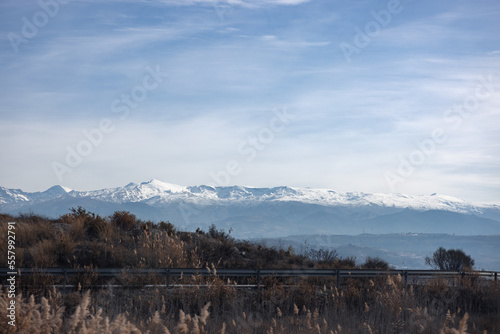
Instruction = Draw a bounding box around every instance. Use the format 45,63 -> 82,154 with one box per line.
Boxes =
255,234 -> 500,270
358,209 -> 500,235
1,180 -> 499,238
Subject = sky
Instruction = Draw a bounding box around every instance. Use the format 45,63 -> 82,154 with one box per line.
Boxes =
0,0 -> 499,204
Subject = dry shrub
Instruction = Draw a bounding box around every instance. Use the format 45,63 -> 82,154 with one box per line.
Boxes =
133,230 -> 200,268
54,232 -> 77,266
0,213 -> 15,223
158,221 -> 177,236
59,213 -> 86,240
0,290 -> 216,334
3,210 -> 499,333
3,276 -> 497,334
15,220 -> 54,248
440,311 -> 470,334
111,211 -> 137,231
174,302 -> 211,334
61,207 -> 112,240
28,239 -> 57,267
0,289 -> 64,334
0,223 -> 9,267
0,291 -> 479,334
84,216 -> 111,240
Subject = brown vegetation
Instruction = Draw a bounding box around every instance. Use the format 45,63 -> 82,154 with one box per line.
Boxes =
1,210 -> 499,333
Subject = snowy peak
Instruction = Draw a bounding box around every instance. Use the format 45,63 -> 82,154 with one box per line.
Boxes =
70,180 -> 190,204
45,185 -> 71,195
0,187 -> 29,204
140,179 -> 188,194
1,180 -> 499,238
0,180 -> 498,219
0,185 -> 73,205
29,185 -> 69,201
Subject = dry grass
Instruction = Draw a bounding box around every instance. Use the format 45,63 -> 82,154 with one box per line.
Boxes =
1,278 -> 495,334
1,211 -> 499,333
0,210 -> 201,270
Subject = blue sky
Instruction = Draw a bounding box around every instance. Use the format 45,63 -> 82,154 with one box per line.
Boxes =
0,0 -> 499,203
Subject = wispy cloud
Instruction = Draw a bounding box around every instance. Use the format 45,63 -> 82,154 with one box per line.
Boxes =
156,0 -> 312,7
0,0 -> 499,203
260,35 -> 330,49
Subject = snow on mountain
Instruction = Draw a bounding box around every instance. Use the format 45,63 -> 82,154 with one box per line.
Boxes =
0,180 -> 497,215
80,182 -> 480,213
72,179 -> 189,203
41,185 -> 71,197
2,181 -> 498,262
1,180 -> 499,238
289,189 -> 482,214
0,185 -> 74,204
0,187 -> 30,204
60,186 -> 73,193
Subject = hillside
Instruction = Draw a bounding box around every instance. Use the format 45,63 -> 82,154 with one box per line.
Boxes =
256,233 -> 500,270
0,209 -> 352,270
1,209 -> 499,333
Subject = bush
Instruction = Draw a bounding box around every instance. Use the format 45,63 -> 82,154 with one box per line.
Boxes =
335,256 -> 357,269
84,216 -> 109,239
308,248 -> 338,262
66,207 -> 109,239
111,211 -> 137,230
207,224 -> 233,242
158,221 -> 176,235
362,256 -> 390,270
425,247 -> 475,271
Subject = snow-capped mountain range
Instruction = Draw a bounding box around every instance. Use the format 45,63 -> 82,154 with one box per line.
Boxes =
1,179 -> 499,238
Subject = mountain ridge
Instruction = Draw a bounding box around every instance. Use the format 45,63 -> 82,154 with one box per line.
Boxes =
1,179 -> 499,238
1,179 -> 498,211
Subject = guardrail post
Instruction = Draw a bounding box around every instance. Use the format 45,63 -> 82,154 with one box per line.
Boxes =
256,269 -> 261,288
404,271 -> 408,286
167,269 -> 170,288
63,269 -> 67,293
495,272 -> 497,282
336,270 -> 340,290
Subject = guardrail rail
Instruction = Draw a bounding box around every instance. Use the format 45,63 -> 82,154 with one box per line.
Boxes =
1,268 -> 497,290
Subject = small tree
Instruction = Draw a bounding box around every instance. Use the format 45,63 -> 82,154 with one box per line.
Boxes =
158,221 -> 176,235
362,256 -> 390,270
425,247 -> 475,271
308,248 -> 338,263
207,224 -> 233,242
111,211 -> 137,230
68,207 -> 109,239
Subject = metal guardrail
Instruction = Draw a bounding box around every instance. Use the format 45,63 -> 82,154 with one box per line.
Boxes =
1,268 -> 498,289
